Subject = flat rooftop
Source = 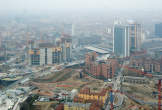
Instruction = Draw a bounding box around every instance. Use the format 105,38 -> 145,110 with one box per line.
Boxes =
84,46 -> 109,54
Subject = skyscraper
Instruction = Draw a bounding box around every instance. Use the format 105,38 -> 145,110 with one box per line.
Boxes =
155,23 -> 162,37
128,23 -> 142,51
113,25 -> 130,57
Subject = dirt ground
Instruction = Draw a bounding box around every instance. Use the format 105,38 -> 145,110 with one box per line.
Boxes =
31,68 -> 106,96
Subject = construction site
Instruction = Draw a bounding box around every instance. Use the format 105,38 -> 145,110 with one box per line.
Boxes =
28,67 -> 110,110
23,69 -> 154,110
13,51 -> 162,110
1,3 -> 162,110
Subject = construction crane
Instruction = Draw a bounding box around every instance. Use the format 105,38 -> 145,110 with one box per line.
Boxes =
110,89 -> 114,110
104,87 -> 114,110
108,60 -> 152,110
107,50 -> 154,110
120,65 -> 162,110
108,88 -> 154,110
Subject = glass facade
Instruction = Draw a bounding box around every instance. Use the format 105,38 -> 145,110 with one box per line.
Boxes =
31,54 -> 40,65
114,25 -> 128,57
155,23 -> 162,37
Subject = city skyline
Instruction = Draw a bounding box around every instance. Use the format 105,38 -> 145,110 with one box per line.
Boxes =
1,0 -> 162,110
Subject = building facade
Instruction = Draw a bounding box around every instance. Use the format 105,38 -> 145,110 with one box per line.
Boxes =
130,56 -> 161,73
155,23 -> 162,37
85,52 -> 118,79
113,25 -> 130,57
29,49 -> 40,65
74,88 -> 108,106
128,23 -> 142,51
113,23 -> 142,57
29,37 -> 72,66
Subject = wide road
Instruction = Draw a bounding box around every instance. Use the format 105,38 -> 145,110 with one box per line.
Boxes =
113,61 -> 129,109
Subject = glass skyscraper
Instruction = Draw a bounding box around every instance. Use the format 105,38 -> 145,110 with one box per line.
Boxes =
129,23 -> 142,51
155,23 -> 162,37
113,25 -> 130,57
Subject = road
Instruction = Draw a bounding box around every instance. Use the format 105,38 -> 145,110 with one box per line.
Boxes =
13,96 -> 28,110
112,61 -> 129,109
104,61 -> 128,110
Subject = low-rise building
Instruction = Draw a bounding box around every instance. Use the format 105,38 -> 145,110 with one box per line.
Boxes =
130,56 -> 162,73
124,76 -> 149,84
74,88 -> 108,105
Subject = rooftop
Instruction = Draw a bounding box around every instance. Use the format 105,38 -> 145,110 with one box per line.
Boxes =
84,46 -> 109,54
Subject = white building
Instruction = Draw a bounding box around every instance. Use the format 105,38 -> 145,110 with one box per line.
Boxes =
29,42 -> 71,66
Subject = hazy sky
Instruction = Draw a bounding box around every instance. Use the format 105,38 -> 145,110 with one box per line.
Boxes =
0,0 -> 162,12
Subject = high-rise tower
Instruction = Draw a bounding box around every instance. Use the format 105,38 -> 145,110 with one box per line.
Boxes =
113,25 -> 130,57
128,23 -> 142,51
155,23 -> 162,37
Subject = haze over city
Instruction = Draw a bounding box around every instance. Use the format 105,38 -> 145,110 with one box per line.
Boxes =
1,0 -> 162,12
1,0 -> 162,110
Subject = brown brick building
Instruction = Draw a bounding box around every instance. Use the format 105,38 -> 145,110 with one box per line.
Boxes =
130,57 -> 162,73
85,52 -> 118,79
